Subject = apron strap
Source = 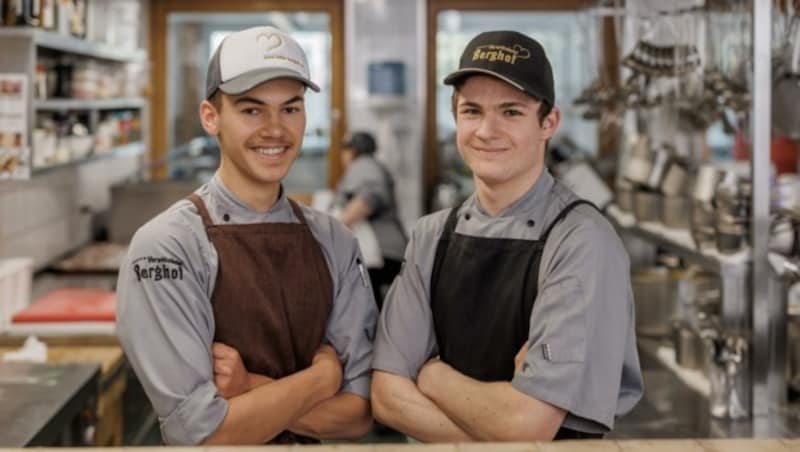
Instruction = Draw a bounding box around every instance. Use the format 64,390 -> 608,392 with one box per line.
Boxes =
287,198 -> 309,226
186,193 -> 215,228
540,199 -> 598,242
441,204 -> 463,238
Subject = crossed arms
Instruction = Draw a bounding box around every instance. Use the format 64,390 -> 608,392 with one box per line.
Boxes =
371,344 -> 566,442
203,342 -> 371,444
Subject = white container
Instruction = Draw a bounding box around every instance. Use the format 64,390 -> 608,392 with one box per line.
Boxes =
0,258 -> 33,329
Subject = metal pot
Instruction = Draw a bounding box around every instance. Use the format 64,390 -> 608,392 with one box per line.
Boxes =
633,190 -> 662,222
693,165 -> 720,203
673,320 -> 706,370
716,222 -> 747,254
644,147 -> 671,190
661,160 -> 689,196
616,181 -> 634,212
632,267 -> 674,338
662,195 -> 691,228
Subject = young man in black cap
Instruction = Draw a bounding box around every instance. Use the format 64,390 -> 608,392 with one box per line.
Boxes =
117,26 -> 376,445
335,131 -> 407,310
371,31 -> 642,441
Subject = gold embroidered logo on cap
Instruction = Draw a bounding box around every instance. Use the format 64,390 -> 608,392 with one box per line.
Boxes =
472,44 -> 531,65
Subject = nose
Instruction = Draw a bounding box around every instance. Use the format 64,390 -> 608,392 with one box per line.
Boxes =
257,110 -> 285,138
475,112 -> 499,141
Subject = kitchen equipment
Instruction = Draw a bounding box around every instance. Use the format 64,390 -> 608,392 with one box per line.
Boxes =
773,15 -> 800,139
644,146 -> 671,190
716,222 -> 747,254
673,319 -> 706,370
662,195 -> 691,228
616,180 -> 635,212
109,180 -> 201,244
691,201 -> 716,249
707,335 -> 749,419
623,138 -> 653,185
660,159 -> 689,196
692,165 -> 720,203
633,189 -> 662,222
632,267 -> 674,338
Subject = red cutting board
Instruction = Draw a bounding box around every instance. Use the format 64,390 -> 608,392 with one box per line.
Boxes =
11,288 -> 116,323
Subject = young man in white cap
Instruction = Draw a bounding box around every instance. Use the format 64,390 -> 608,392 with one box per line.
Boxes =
371,30 -> 642,441
117,26 -> 377,445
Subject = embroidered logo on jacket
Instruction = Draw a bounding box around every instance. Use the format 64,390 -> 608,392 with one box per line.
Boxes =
132,256 -> 184,282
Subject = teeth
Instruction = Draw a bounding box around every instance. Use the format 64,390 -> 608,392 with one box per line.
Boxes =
254,147 -> 285,156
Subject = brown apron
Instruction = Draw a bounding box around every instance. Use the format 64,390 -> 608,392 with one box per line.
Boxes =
187,194 -> 333,444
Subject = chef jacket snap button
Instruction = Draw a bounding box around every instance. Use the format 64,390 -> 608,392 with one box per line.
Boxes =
223,213 -> 230,222
526,219 -> 535,227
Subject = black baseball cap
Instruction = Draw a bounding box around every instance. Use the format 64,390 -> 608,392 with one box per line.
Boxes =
443,31 -> 555,106
342,132 -> 376,155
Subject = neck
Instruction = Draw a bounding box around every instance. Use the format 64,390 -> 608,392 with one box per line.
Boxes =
216,166 -> 280,214
474,164 -> 544,217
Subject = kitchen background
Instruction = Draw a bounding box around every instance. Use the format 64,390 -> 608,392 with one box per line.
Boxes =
0,0 -> 799,448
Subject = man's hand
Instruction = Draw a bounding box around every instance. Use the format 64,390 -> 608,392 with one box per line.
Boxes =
514,341 -> 530,375
213,342 -> 250,399
311,344 -> 343,391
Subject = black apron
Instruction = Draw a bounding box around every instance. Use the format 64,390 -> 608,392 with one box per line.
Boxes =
430,199 -> 602,440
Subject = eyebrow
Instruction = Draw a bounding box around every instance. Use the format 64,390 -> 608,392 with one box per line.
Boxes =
458,100 -> 533,109
498,101 -> 532,109
232,95 -> 305,106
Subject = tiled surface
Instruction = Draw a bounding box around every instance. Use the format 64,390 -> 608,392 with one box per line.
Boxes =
0,156 -> 138,270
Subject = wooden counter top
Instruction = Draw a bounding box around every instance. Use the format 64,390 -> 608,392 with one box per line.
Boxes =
0,344 -> 124,379
0,439 -> 797,451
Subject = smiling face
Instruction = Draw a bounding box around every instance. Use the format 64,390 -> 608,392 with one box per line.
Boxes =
200,78 -> 306,195
454,75 -> 559,196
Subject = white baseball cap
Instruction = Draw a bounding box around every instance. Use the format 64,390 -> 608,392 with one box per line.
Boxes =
205,25 -> 320,99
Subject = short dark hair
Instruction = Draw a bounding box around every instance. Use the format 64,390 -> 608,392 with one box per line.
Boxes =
450,81 -> 552,126
208,90 -> 222,111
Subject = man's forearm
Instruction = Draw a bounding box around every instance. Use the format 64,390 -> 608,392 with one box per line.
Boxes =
418,362 -> 564,441
203,363 -> 339,444
371,370 -> 474,442
289,393 -> 372,439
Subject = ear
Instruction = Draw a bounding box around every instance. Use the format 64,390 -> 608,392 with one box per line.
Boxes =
199,100 -> 220,136
540,106 -> 561,140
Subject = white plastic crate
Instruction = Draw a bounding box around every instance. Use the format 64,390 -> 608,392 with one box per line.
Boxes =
0,258 -> 33,329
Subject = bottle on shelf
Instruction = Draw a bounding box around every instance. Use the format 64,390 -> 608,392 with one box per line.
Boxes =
4,0 -> 42,26
4,0 -> 21,25
40,0 -> 55,29
69,0 -> 85,38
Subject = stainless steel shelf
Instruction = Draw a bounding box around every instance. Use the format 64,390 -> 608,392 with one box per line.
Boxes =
32,142 -> 145,175
0,27 -> 146,62
607,205 -> 751,276
34,98 -> 146,111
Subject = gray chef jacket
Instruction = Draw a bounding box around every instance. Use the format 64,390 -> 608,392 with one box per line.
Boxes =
335,155 -> 407,261
117,175 -> 378,445
372,169 -> 643,434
